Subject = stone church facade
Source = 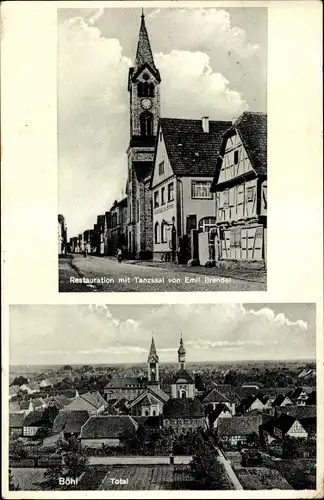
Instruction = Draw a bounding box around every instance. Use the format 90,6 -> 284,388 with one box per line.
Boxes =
126,13 -> 161,258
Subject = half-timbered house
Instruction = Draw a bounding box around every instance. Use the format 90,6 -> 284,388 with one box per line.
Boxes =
210,111 -> 267,262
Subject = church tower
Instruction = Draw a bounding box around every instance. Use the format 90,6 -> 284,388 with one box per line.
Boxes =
178,333 -> 186,370
147,335 -> 159,386
127,11 -> 161,258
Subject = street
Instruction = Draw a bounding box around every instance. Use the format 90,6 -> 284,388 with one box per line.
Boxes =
59,255 -> 266,292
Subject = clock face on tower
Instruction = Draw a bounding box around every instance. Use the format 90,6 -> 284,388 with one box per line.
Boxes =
141,98 -> 152,110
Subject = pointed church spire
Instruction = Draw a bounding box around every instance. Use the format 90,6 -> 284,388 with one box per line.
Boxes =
134,9 -> 157,72
149,335 -> 159,361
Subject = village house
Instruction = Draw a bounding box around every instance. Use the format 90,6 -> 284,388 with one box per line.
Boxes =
52,410 -> 91,440
163,399 -> 205,434
207,403 -> 233,431
104,376 -> 148,402
129,386 -> 169,417
80,415 -> 138,448
217,414 -> 263,447
237,394 -> 270,414
272,394 -> 294,408
210,111 -> 267,263
62,391 -> 107,415
9,385 -> 20,400
126,13 -> 161,259
69,237 -> 78,253
58,214 -> 67,256
109,198 -> 128,257
202,387 -> 236,415
9,413 -> 25,437
83,229 -> 92,254
261,414 -> 316,445
22,410 -> 45,437
103,210 -> 112,256
20,382 -> 41,395
151,117 -> 231,263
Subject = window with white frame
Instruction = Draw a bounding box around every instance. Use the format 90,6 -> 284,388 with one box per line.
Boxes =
168,182 -> 174,201
154,222 -> 160,244
161,187 -> 165,205
246,186 -> 255,202
191,180 -> 213,199
154,191 -> 159,208
223,190 -> 229,208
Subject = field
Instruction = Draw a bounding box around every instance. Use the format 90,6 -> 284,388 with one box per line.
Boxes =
235,467 -> 292,490
84,465 -> 195,490
10,468 -> 47,490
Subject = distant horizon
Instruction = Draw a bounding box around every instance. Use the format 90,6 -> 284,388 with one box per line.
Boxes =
10,358 -> 316,368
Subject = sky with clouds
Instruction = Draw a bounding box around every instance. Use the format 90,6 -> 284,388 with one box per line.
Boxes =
10,303 -> 315,366
58,7 -> 267,237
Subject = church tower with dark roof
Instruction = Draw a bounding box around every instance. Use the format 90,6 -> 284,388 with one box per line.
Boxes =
147,335 -> 160,386
171,335 -> 195,399
126,11 -> 161,259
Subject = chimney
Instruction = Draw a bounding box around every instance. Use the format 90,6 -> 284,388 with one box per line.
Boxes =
202,116 -> 209,133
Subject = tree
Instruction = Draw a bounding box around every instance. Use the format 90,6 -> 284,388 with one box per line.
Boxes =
8,469 -> 20,491
190,444 -> 230,490
11,376 -> 28,387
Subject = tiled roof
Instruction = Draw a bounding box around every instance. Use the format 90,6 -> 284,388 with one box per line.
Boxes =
228,112 -> 267,176
218,415 -> 262,437
9,385 -> 20,396
148,386 -> 169,403
202,388 -> 231,404
53,410 -> 90,434
306,391 -> 316,405
105,377 -> 147,389
9,402 -> 21,413
159,118 -> 231,177
80,415 -> 138,439
10,413 -> 25,428
49,395 -> 70,409
81,391 -> 106,409
62,390 -> 78,399
163,398 -> 204,419
275,405 -> 316,420
300,417 -> 316,436
23,410 -> 45,427
33,398 -> 46,408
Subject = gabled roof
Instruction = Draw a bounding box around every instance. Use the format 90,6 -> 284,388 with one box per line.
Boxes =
275,405 -> 316,420
163,398 -> 204,419
202,388 -> 231,404
218,415 -> 262,437
273,414 -> 299,434
209,403 -> 232,424
23,410 -> 45,427
211,111 -> 267,190
53,410 -> 90,434
148,386 -> 169,403
80,415 -> 138,439
10,413 -> 25,428
63,392 -> 105,412
105,377 -> 147,390
48,395 -> 70,409
156,118 -> 231,179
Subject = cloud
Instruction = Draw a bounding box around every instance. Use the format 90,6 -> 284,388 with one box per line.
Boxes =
10,304 -> 315,365
88,8 -> 104,26
148,8 -> 260,59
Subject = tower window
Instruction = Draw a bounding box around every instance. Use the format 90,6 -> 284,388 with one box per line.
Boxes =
140,111 -> 153,137
149,83 -> 155,97
143,81 -> 149,97
137,82 -> 144,98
